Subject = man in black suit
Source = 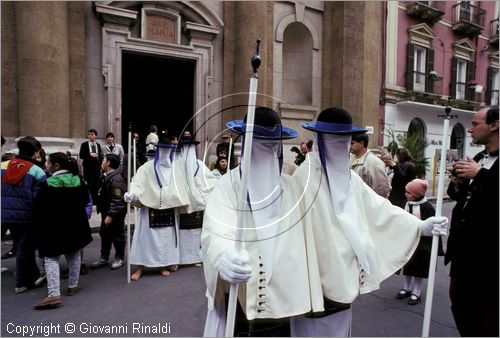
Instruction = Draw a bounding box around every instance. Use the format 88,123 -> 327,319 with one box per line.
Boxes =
445,106 -> 499,337
79,129 -> 103,204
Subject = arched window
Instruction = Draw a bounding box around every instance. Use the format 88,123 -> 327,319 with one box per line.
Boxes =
408,117 -> 426,158
450,123 -> 466,159
282,22 -> 313,105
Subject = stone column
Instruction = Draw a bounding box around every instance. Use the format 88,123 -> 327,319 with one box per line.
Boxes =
225,2 -> 272,119
1,2 -> 19,137
15,2 -> 70,137
323,2 -> 382,147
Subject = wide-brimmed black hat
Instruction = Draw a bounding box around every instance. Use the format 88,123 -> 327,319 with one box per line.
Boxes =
226,107 -> 298,140
177,135 -> 200,147
155,137 -> 176,149
302,107 -> 367,135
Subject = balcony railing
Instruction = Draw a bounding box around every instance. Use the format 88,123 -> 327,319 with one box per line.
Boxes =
490,18 -> 499,45
407,70 -> 445,96
452,2 -> 485,36
405,1 -> 445,24
490,90 -> 499,106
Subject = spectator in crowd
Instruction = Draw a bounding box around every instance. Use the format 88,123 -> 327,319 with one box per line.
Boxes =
91,154 -> 127,270
1,136 -> 46,293
395,179 -> 440,306
290,139 -> 313,167
1,135 -> 16,262
211,156 -> 228,178
145,125 -> 159,152
445,106 -> 499,336
300,139 -> 313,154
133,132 -> 147,166
79,129 -> 103,204
102,132 -> 125,172
380,152 -> 395,182
34,152 -> 93,309
386,147 -> 417,208
218,134 -> 236,169
350,134 -> 391,198
169,135 -> 179,145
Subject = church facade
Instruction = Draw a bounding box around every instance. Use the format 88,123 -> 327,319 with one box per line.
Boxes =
2,1 -> 383,161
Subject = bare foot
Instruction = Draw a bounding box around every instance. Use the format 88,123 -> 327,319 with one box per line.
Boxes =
131,267 -> 144,281
159,269 -> 171,277
168,264 -> 178,272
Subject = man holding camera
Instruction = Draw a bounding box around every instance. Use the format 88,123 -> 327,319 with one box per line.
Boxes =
445,106 -> 498,336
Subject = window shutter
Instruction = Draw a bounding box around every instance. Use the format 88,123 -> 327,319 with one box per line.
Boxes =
486,67 -> 493,104
451,57 -> 458,99
425,48 -> 435,93
466,60 -> 475,101
406,43 -> 415,91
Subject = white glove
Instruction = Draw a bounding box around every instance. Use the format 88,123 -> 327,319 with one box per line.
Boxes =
123,192 -> 136,203
420,216 -> 448,237
218,248 -> 252,284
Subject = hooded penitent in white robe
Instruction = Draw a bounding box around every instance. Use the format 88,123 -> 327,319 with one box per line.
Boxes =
293,151 -> 422,303
129,146 -> 215,267
176,143 -> 217,264
202,170 -> 315,334
202,137 -> 322,336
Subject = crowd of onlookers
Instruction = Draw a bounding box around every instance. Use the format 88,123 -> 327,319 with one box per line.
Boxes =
1,105 -> 498,336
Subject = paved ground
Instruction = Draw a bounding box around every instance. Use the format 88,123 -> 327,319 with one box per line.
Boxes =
1,201 -> 458,337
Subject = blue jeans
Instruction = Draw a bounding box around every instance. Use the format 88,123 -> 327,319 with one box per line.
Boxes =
9,223 -> 40,287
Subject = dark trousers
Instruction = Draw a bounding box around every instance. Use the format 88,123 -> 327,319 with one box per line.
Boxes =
450,276 -> 499,337
83,168 -> 100,205
8,223 -> 40,287
99,216 -> 125,261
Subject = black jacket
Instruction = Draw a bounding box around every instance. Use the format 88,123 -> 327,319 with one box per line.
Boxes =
388,161 -> 417,208
97,169 -> 127,219
445,151 -> 499,282
79,141 -> 103,173
35,175 -> 93,257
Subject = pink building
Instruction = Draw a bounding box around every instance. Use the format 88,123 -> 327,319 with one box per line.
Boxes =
381,1 -> 498,187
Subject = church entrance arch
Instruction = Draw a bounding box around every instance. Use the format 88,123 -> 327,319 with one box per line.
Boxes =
95,2 -> 222,151
121,52 -> 195,147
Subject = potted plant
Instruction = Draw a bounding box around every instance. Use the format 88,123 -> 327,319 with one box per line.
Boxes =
428,70 -> 441,81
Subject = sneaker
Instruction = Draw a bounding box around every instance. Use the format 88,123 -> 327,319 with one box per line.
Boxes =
15,286 -> 29,294
396,289 -> 411,299
34,274 -> 47,287
408,294 -> 421,305
110,259 -> 124,270
34,296 -> 62,309
67,285 -> 82,296
90,258 -> 108,269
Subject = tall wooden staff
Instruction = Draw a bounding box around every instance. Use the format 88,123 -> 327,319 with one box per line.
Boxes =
132,135 -> 138,237
227,136 -> 233,170
422,99 -> 456,336
225,38 -> 261,337
126,123 -> 132,284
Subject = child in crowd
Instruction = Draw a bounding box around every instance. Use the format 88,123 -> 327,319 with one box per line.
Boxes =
34,152 -> 93,309
211,156 -> 228,178
396,179 -> 439,305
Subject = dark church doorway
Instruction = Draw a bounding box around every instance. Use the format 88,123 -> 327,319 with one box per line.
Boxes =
121,52 -> 195,150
